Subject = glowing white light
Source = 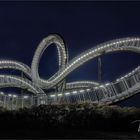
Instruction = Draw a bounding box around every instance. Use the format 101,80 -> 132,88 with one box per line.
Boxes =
50,94 -> 55,98
128,72 -> 132,75
0,92 -> 4,95
72,91 -> 77,94
79,89 -> 84,93
58,93 -> 62,96
94,87 -> 99,89
132,70 -> 135,73
120,77 -> 124,80
65,92 -> 70,95
8,94 -> 12,97
99,85 -> 104,88
13,95 -> 17,98
124,75 -> 128,78
116,79 -> 119,82
105,83 -> 110,86
86,89 -> 91,92
24,95 -> 29,99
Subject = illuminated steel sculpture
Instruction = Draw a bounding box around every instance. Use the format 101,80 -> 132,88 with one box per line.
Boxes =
0,34 -> 140,109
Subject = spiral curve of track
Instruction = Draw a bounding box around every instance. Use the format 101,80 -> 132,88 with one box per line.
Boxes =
0,34 -> 140,105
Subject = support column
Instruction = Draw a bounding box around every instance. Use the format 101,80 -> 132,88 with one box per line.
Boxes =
98,56 -> 102,83
111,84 -> 118,96
21,97 -> 24,108
15,98 -> 17,109
122,79 -> 129,90
133,75 -> 138,84
11,97 -> 14,110
30,95 -> 34,106
3,95 -> 6,108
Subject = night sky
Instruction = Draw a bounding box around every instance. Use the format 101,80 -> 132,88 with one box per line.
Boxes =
0,1 -> 140,106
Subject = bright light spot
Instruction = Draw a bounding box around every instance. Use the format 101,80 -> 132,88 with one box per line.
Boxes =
120,77 -> 124,80
105,83 -> 110,86
72,91 -> 77,94
80,89 -> 84,93
0,92 -> 4,95
127,73 -> 131,76
13,95 -> 17,98
50,94 -> 55,98
94,87 -> 98,89
86,89 -> 91,92
116,79 -> 119,82
58,93 -> 62,96
8,94 -> 12,97
24,95 -> 29,99
99,85 -> 104,88
65,92 -> 70,95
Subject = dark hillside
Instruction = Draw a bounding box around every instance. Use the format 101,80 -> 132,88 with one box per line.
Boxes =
0,103 -> 139,138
